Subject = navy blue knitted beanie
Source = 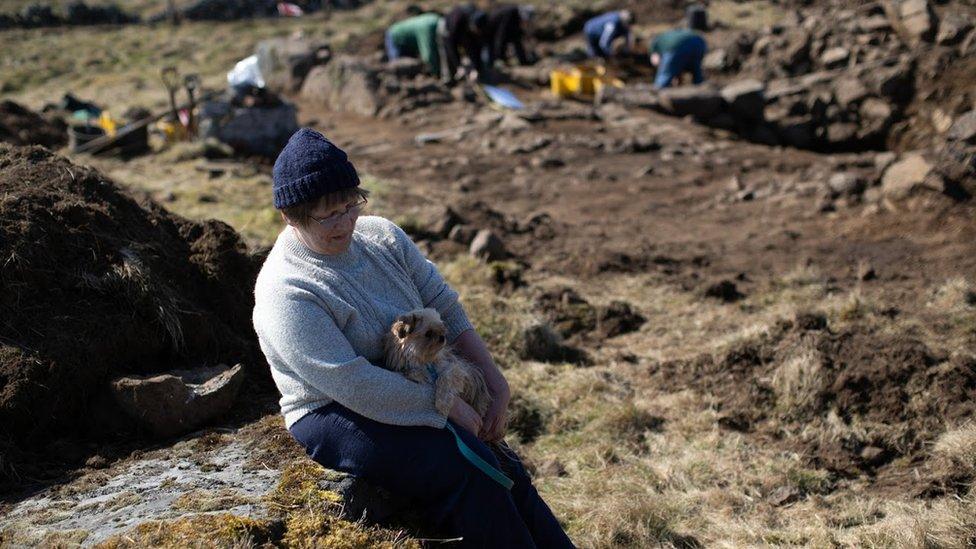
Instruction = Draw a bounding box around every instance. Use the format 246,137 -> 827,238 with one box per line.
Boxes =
272,128 -> 360,209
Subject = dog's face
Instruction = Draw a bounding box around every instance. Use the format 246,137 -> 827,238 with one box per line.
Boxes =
389,308 -> 447,365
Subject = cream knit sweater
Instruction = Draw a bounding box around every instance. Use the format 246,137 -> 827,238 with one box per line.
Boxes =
253,216 -> 474,429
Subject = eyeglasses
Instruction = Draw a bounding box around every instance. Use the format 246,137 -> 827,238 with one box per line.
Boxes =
309,197 -> 367,230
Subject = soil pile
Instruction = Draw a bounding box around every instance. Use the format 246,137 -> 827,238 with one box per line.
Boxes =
649,313 -> 976,489
0,145 -> 264,449
0,101 -> 67,149
0,2 -> 138,29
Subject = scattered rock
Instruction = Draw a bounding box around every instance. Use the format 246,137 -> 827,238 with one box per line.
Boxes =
769,485 -> 802,506
881,153 -> 942,199
833,77 -> 868,108
885,0 -> 937,43
110,364 -> 246,438
720,79 -> 766,121
858,261 -> 878,281
508,136 -> 552,154
448,224 -> 478,245
621,135 -> 661,153
531,155 -> 565,169
469,229 -> 507,261
704,280 -> 745,302
499,113 -> 531,131
820,47 -> 850,68
826,122 -> 859,144
932,109 -> 954,134
860,15 -> 892,33
935,13 -> 973,45
429,206 -> 462,238
828,172 -> 866,197
947,110 -> 976,143
703,49 -> 729,72
658,85 -> 724,119
874,151 -> 898,171
414,127 -> 471,145
859,98 -> 893,122
859,445 -> 889,466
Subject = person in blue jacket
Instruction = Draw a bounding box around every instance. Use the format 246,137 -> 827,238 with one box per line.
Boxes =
583,10 -> 634,59
649,28 -> 708,89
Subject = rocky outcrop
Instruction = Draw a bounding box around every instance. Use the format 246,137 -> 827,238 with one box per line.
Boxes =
300,55 -> 453,118
256,37 -> 332,94
110,364 -> 246,438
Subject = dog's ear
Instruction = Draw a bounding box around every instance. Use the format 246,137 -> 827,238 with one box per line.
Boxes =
393,313 -> 417,338
392,319 -> 408,339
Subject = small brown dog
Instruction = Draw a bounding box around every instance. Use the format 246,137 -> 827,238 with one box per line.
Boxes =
383,308 -> 492,418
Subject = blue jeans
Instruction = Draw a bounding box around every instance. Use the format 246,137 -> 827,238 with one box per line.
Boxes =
654,35 -> 707,89
289,402 -> 576,548
585,32 -> 606,58
385,30 -> 401,61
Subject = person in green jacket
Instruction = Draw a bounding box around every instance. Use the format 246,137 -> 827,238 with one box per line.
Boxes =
385,13 -> 444,77
649,28 -> 707,89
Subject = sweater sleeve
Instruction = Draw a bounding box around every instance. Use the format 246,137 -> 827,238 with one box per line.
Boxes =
258,289 -> 447,428
390,223 -> 474,342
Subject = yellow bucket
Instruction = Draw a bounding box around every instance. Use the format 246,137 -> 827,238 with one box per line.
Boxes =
570,65 -> 605,97
97,112 -> 120,137
550,69 -> 575,98
552,65 -> 609,98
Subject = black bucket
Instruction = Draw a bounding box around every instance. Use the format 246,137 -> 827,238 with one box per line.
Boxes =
68,124 -> 105,153
686,4 -> 708,31
112,125 -> 150,157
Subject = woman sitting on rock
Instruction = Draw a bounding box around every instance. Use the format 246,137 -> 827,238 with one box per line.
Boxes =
253,128 -> 574,547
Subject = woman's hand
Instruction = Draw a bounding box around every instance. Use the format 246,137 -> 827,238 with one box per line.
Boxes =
449,397 -> 483,435
480,384 -> 511,442
480,399 -> 509,442
450,329 -> 512,441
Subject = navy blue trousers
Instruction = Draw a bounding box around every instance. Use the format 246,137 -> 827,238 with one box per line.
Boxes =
289,402 -> 575,548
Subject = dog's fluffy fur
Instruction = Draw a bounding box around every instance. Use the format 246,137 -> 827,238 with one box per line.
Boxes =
382,308 -> 491,418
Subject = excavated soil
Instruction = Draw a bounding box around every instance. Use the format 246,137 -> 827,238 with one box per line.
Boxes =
648,315 -> 976,495
0,101 -> 66,149
0,145 -> 264,470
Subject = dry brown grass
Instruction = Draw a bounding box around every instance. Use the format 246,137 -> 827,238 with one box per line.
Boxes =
770,346 -> 826,418
436,255 -> 976,547
934,423 -> 976,470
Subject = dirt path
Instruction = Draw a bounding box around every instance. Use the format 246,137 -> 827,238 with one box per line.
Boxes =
298,95 -> 976,303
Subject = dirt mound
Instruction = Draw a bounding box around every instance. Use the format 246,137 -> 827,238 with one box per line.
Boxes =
535,287 -> 645,343
1,2 -> 138,29
649,314 -> 976,491
0,145 -> 264,449
0,101 -> 67,149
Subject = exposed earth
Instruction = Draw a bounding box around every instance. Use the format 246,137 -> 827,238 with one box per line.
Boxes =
1,0 -> 975,547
